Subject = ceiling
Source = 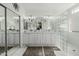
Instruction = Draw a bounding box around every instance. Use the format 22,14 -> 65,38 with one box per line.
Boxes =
18,3 -> 76,16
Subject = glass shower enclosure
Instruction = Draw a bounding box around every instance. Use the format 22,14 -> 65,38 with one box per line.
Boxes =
0,4 -> 21,56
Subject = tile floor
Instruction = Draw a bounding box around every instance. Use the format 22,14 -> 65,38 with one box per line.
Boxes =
23,46 -> 60,56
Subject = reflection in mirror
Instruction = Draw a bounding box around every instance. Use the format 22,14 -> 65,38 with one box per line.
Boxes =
23,16 -> 51,31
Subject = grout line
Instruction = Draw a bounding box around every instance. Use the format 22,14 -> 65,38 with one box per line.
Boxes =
42,46 -> 44,56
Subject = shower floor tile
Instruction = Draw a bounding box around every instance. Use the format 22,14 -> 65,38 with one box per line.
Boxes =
23,47 -> 43,56
23,46 -> 60,56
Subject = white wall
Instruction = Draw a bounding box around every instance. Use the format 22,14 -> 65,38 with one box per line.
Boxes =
23,31 -> 60,47
58,11 -> 79,55
69,12 -> 79,47
66,12 -> 79,55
